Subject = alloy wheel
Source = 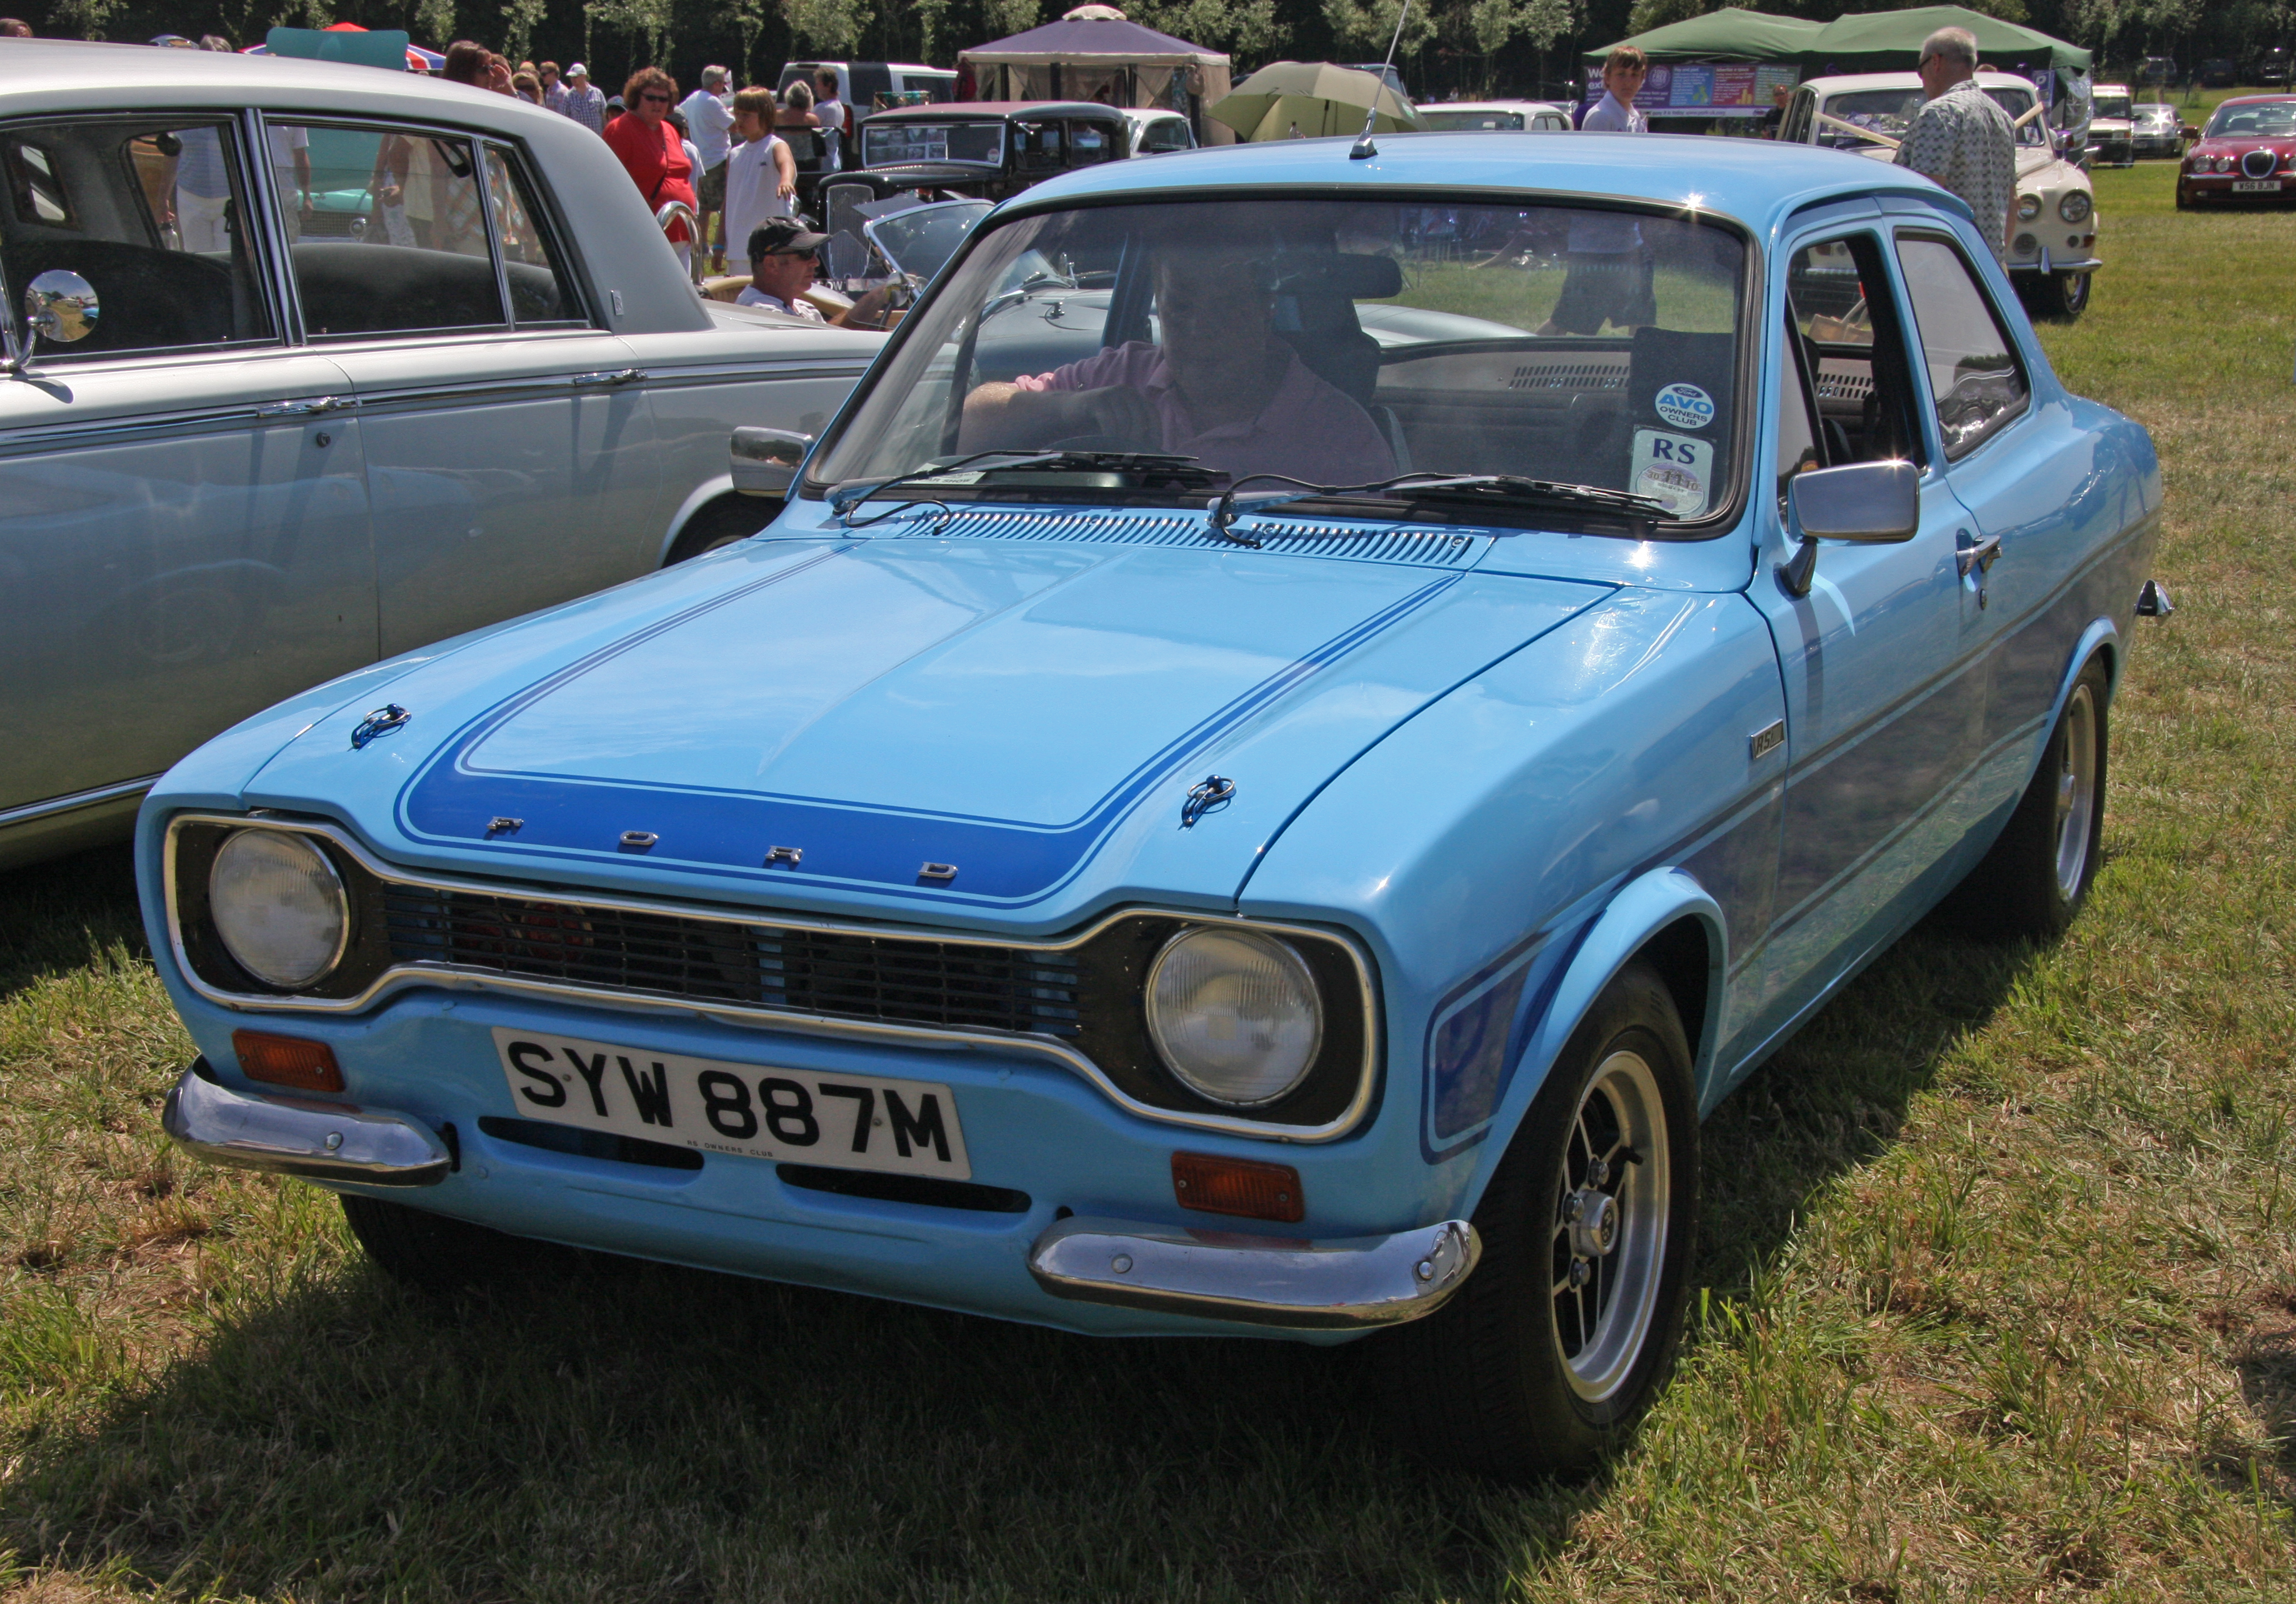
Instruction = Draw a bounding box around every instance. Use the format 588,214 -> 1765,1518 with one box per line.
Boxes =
1550,1049 -> 1671,1403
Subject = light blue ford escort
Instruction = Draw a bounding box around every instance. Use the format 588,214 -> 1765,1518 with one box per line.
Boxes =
142,131 -> 2167,1480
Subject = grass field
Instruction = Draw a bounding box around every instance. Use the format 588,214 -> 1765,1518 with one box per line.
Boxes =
3,159 -> 2293,1601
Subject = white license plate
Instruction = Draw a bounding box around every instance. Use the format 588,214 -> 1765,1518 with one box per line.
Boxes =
491,1027 -> 971,1178
2232,179 -> 2284,192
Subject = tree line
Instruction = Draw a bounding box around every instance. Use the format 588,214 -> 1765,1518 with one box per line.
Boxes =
26,0 -> 2293,106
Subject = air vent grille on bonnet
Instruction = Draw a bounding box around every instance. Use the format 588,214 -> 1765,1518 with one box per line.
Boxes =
912,510 -> 1477,568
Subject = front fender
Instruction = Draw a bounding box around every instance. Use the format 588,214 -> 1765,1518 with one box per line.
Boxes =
1449,867 -> 1725,1222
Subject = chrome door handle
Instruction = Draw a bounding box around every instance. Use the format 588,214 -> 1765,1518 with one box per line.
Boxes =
572,368 -> 646,386
258,394 -> 354,418
1955,530 -> 2003,578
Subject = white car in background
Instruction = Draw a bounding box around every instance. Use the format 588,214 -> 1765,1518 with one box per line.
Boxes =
0,43 -> 879,869
1119,107 -> 1197,154
1780,71 -> 2099,318
2088,83 -> 2135,166
1416,100 -> 1574,133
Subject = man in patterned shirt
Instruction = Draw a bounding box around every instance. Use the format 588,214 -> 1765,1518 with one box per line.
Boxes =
1893,26 -> 2015,264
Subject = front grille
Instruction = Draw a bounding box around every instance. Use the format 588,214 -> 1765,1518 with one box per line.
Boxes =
2243,148 -> 2279,178
381,886 -> 1083,1039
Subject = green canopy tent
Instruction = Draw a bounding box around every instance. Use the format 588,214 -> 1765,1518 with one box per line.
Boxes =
1582,8 -> 1822,72
1800,6 -> 2092,79
1578,9 -> 1819,123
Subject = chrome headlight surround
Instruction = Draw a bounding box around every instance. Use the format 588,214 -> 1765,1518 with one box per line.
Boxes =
2058,190 -> 2092,223
162,814 -> 1382,1141
2016,193 -> 2042,221
206,828 -> 350,989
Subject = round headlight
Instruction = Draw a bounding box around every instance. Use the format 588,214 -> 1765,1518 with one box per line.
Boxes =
2017,193 -> 2042,221
209,828 -> 348,988
2059,191 -> 2092,223
1144,926 -> 1322,1106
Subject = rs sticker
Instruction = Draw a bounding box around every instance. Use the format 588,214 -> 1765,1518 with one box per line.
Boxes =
1653,382 -> 1715,430
1630,429 -> 1710,518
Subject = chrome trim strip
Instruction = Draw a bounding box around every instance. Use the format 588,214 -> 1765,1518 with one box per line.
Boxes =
161,813 -> 1384,1143
1029,1216 -> 1480,1329
162,1058 -> 451,1187
0,773 -> 162,829
639,361 -> 875,384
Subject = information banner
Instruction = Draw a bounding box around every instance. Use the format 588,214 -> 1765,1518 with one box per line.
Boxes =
1580,60 -> 1799,119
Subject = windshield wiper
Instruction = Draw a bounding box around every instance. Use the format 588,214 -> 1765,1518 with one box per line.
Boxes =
1205,473 -> 1670,544
827,451 -> 1222,526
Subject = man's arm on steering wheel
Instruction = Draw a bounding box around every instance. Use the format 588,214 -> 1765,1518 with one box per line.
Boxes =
960,381 -> 1160,451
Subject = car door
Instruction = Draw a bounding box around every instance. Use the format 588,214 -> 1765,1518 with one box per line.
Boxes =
1890,227 -> 2079,826
1747,224 -> 1988,1043
266,119 -> 661,656
0,111 -> 375,825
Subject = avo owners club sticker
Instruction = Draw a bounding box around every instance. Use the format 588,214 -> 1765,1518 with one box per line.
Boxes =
1630,428 -> 1711,518
1653,382 -> 1715,431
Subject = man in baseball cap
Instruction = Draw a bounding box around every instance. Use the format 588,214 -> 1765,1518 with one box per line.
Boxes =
736,218 -> 894,328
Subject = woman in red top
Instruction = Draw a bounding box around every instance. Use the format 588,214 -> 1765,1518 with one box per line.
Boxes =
604,66 -> 698,275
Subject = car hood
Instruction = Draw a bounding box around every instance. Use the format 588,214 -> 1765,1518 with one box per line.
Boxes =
241,536 -> 1612,933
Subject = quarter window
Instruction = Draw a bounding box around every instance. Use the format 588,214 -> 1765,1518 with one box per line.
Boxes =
482,144 -> 582,326
1894,234 -> 2029,459
273,121 -> 507,339
0,118 -> 274,356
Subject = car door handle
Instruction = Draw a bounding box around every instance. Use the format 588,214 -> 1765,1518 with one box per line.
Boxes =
257,394 -> 355,418
1955,531 -> 2003,578
571,368 -> 646,387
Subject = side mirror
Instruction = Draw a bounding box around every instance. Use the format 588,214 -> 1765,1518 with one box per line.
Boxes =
21,268 -> 99,366
731,426 -> 811,497
1778,459 -> 1919,596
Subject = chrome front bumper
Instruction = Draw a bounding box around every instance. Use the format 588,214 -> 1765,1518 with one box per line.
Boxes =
163,1058 -> 451,1186
1028,1215 -> 1480,1330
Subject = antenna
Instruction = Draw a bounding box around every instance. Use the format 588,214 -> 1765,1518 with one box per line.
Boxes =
1349,0 -> 1412,160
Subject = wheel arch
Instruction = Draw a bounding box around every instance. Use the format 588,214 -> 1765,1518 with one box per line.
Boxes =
653,474 -> 739,566
1450,868 -> 1725,1221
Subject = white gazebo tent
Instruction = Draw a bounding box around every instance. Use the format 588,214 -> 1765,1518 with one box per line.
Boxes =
958,6 -> 1236,143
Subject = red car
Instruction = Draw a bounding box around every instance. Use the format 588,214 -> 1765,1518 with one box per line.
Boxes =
2178,94 -> 2296,208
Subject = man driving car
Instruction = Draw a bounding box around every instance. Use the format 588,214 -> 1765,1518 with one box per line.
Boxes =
959,244 -> 1395,486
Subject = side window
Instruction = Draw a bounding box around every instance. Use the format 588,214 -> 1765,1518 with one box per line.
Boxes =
1781,90 -> 1814,145
1774,310 -> 1821,506
273,121 -> 507,339
0,118 -> 274,356
1894,233 -> 2029,459
481,144 -> 582,327
1783,232 -> 1925,468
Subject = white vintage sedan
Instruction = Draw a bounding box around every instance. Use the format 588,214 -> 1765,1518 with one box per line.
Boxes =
0,41 -> 880,868
1780,71 -> 2099,318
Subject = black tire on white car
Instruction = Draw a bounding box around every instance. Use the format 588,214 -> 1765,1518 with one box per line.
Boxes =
2019,268 -> 2091,319
1376,960 -> 1700,1482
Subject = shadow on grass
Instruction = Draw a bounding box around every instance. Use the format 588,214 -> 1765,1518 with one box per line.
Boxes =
0,871 -> 2044,1600
0,842 -> 146,1003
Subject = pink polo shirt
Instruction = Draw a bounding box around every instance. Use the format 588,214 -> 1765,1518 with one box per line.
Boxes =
1011,341 -> 1395,487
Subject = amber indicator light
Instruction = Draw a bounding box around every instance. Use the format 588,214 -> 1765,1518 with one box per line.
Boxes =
1171,1151 -> 1304,1223
231,1029 -> 344,1093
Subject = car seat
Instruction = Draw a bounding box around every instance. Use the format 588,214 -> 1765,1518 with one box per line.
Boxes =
1273,253 -> 1412,472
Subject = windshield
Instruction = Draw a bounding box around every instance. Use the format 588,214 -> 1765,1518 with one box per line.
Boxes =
862,120 -> 1005,167
809,196 -> 1750,524
2135,106 -> 2177,128
2205,100 -> 2296,137
2092,92 -> 2132,119
868,200 -> 993,281
1819,87 -> 2047,149
1420,109 -> 1527,131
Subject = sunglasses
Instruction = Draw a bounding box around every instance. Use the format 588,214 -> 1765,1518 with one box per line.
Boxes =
639,91 -> 672,104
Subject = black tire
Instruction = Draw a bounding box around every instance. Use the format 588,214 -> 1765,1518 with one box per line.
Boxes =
339,1193 -> 530,1293
1377,961 -> 1700,1482
2019,269 -> 2090,319
664,494 -> 777,564
1952,654 -> 2110,942
2175,182 -> 2194,211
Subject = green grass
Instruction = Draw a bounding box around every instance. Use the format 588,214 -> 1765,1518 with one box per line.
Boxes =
4,160 -> 2295,1601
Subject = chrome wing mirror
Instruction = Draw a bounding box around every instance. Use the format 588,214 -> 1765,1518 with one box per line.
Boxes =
730,426 -> 811,497
1778,459 -> 1919,598
8,268 -> 99,375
